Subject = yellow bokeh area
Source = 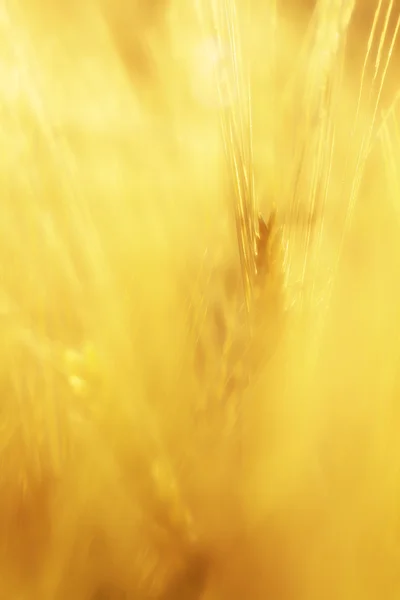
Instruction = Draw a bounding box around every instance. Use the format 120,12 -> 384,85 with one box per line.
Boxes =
1,0 -> 400,599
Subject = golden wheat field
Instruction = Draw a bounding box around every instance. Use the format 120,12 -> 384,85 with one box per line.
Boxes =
2,0 -> 400,598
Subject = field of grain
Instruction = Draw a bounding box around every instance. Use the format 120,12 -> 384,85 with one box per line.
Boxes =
1,0 -> 400,598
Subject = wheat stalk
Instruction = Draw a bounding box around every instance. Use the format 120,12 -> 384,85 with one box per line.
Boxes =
201,0 -> 259,317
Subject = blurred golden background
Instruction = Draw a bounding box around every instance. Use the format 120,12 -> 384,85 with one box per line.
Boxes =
1,0 -> 400,598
